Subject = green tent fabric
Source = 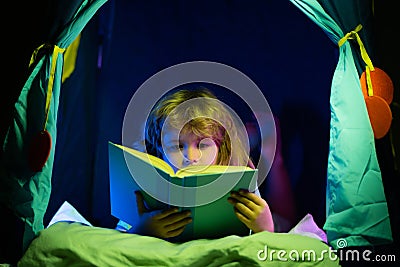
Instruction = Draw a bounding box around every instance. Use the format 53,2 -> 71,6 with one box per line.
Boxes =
0,0 -> 107,251
1,0 -> 393,259
289,0 -> 392,249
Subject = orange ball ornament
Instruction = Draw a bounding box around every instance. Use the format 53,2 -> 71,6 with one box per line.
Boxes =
360,67 -> 394,104
364,95 -> 392,139
28,130 -> 52,172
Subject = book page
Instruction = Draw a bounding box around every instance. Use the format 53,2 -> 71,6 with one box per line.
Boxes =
112,143 -> 174,176
175,165 -> 253,178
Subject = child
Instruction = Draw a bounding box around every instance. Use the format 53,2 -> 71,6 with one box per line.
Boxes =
117,87 -> 274,239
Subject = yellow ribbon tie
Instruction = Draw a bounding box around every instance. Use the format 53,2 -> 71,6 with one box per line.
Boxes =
29,43 -> 66,130
338,24 -> 375,96
45,45 -> 66,130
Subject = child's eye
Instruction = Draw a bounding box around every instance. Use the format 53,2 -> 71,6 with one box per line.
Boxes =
198,138 -> 216,150
198,143 -> 211,149
167,144 -> 183,151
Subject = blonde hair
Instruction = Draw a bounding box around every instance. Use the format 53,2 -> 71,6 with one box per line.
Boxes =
144,87 -> 249,166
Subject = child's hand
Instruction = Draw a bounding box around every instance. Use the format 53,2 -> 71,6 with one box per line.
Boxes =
228,190 -> 274,233
133,191 -> 192,239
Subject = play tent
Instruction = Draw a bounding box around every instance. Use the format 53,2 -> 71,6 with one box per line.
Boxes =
1,0 -> 396,264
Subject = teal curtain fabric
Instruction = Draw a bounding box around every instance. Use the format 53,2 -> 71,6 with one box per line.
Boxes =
289,0 -> 392,249
0,0 -> 108,251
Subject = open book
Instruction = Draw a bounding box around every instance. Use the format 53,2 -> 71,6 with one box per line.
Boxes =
108,141 -> 258,241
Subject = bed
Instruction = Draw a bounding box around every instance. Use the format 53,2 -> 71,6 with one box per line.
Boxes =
18,222 -> 340,267
17,202 -> 340,267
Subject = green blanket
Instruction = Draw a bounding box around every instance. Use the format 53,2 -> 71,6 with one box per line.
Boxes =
18,222 -> 340,266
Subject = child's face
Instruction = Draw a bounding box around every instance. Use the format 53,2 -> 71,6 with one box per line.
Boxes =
161,126 -> 219,172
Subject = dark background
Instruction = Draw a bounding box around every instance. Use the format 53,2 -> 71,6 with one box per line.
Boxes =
2,0 -> 398,264
46,0 -> 336,229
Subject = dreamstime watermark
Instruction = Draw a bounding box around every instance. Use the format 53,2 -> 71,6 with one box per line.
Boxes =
333,238 -> 397,263
256,239 -> 397,263
256,245 -> 339,262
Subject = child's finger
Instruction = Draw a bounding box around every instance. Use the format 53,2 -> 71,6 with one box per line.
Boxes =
238,190 -> 266,206
165,226 -> 186,238
233,208 -> 251,225
229,191 -> 257,210
153,207 -> 182,220
164,215 -> 192,231
232,200 -> 253,220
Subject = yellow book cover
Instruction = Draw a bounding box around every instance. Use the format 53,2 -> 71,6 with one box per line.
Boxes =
108,141 -> 258,241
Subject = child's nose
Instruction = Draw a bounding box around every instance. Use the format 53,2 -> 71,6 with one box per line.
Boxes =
185,146 -> 201,163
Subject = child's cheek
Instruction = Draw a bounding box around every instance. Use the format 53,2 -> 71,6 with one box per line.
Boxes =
204,147 -> 219,165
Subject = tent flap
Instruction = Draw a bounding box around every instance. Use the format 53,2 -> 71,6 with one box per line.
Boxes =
0,0 -> 108,252
289,0 -> 392,249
